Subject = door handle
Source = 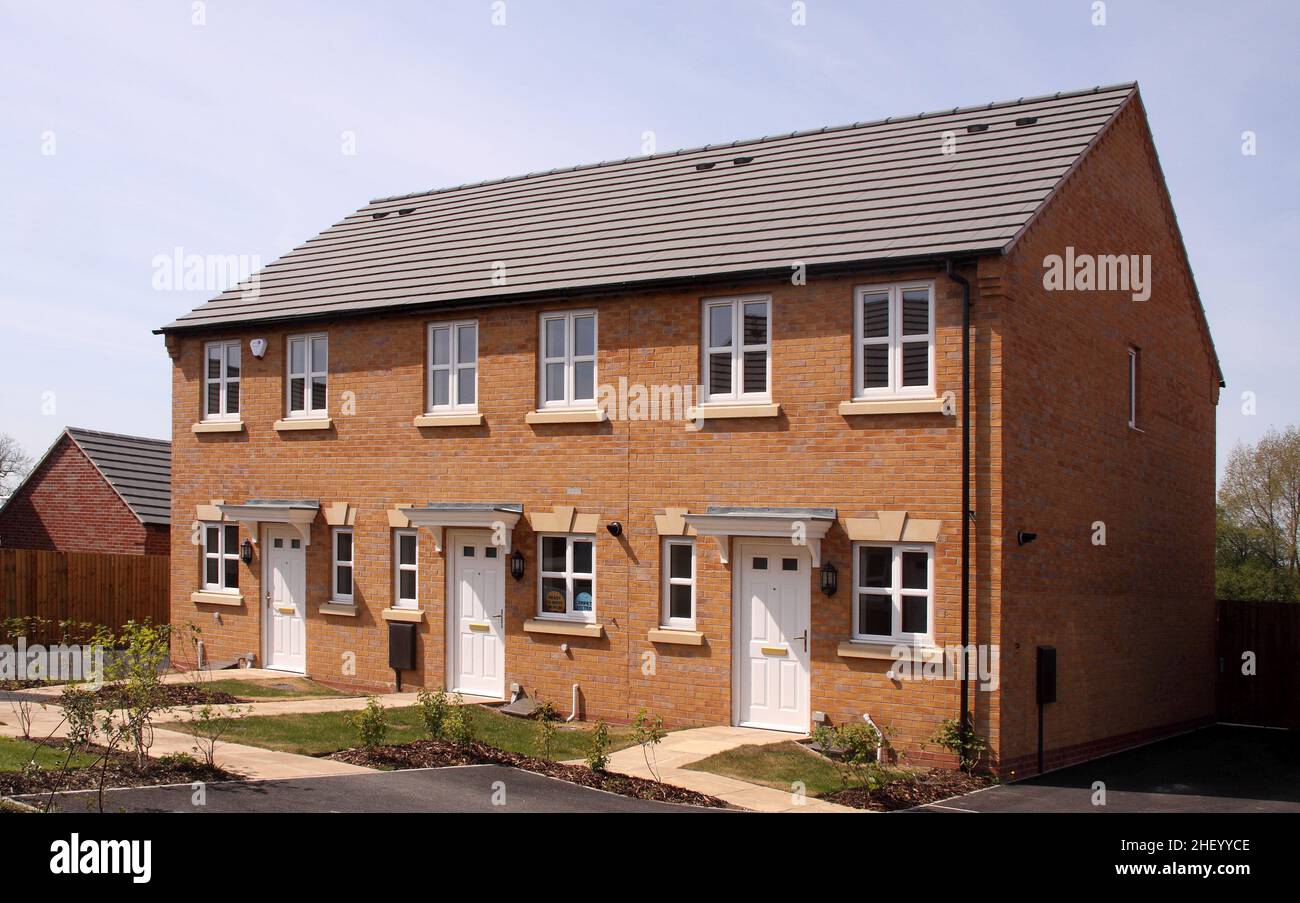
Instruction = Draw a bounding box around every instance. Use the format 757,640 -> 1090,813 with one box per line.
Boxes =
493,612 -> 504,622
794,631 -> 808,652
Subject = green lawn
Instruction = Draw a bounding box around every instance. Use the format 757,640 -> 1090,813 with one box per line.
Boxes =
0,737 -> 98,773
684,741 -> 851,796
201,677 -> 347,700
168,704 -> 638,760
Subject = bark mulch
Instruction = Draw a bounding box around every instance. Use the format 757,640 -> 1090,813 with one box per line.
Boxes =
823,769 -> 995,811
330,739 -> 729,808
90,683 -> 241,708
0,746 -> 233,798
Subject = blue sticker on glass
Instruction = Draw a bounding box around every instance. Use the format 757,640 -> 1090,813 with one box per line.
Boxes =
574,591 -> 593,612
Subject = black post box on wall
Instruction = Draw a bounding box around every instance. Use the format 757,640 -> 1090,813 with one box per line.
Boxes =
389,622 -> 418,691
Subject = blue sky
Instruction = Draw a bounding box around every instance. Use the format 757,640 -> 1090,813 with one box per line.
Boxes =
1,0 -> 1296,478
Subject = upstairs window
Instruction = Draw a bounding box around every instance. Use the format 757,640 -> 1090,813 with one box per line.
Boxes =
203,341 -> 240,421
202,523 -> 239,593
428,320 -> 478,412
852,543 -> 933,643
539,310 -> 597,409
703,295 -> 770,402
287,333 -> 328,417
854,283 -> 934,398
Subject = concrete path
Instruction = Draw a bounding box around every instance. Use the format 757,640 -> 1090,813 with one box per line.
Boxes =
594,725 -> 859,813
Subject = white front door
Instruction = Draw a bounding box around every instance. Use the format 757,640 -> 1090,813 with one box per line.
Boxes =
448,530 -> 506,699
735,541 -> 811,732
263,526 -> 306,674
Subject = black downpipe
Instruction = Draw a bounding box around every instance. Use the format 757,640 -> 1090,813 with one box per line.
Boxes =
944,258 -> 972,756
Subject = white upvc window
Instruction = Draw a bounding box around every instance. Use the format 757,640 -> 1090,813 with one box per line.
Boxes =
428,320 -> 478,412
1127,347 -> 1140,429
852,542 -> 933,644
201,522 -> 240,593
286,333 -> 328,417
661,537 -> 696,629
538,534 -> 596,622
203,341 -> 241,421
393,529 -> 418,610
702,294 -> 770,402
332,528 -> 354,603
539,310 -> 597,409
854,282 -> 935,399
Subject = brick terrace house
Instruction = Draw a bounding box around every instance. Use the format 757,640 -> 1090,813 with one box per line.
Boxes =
158,83 -> 1221,775
0,427 -> 171,556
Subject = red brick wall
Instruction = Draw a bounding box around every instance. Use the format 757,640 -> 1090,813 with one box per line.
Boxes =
0,436 -> 160,556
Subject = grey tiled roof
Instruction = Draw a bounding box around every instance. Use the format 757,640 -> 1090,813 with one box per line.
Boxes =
66,428 -> 171,526
159,84 -> 1137,332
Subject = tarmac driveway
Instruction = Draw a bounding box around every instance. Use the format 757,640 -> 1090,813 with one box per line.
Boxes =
19,764 -> 716,814
921,725 -> 1300,813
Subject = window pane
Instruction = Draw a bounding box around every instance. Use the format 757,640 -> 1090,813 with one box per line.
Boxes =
290,377 -> 305,411
224,525 -> 238,550
205,526 -> 219,552
752,557 -> 768,570
311,376 -> 327,411
542,537 -> 566,572
863,346 -> 889,390
573,579 -> 594,613
463,546 -> 475,557
902,596 -> 927,634
457,367 -> 476,405
574,360 -> 594,401
742,350 -> 766,394
431,327 -> 450,366
743,301 -> 767,345
205,557 -> 219,586
399,570 -> 416,601
782,557 -> 798,571
669,584 -> 692,620
901,552 -> 928,590
336,566 -> 352,597
311,337 -> 327,370
544,318 -> 565,358
858,593 -> 892,636
901,289 -> 929,335
290,339 -> 304,374
861,293 -> 889,338
226,381 -> 240,415
207,345 -> 222,378
859,546 -> 891,588
708,352 -> 732,395
432,370 -> 450,407
545,363 -> 565,402
572,539 -> 593,574
541,577 -> 567,613
457,324 -> 476,363
901,342 -> 928,386
399,534 -> 417,565
574,316 -> 595,357
225,344 -> 240,378
224,557 -> 239,590
708,304 -> 732,347
206,381 -> 221,416
336,532 -> 352,562
485,547 -> 497,558
669,543 -> 692,580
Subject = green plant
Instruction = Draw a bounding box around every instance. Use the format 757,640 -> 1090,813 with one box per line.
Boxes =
931,716 -> 987,772
157,751 -> 199,769
537,717 -> 558,760
444,694 -> 475,746
531,699 -> 560,722
184,702 -> 251,767
350,696 -> 389,749
585,720 -> 612,772
59,686 -> 98,749
631,709 -> 666,782
416,687 -> 451,740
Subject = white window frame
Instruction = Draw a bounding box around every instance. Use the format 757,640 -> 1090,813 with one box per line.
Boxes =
851,542 -> 934,645
1127,347 -> 1139,429
701,294 -> 772,403
286,332 -> 328,418
201,522 -> 240,593
203,340 -> 241,422
427,320 -> 478,413
331,527 -> 354,603
537,533 -> 596,622
661,537 -> 696,629
393,529 -> 419,610
538,310 -> 598,409
853,281 -> 935,399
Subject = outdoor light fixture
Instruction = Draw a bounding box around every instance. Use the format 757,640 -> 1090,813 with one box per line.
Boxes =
820,560 -> 838,596
510,549 -> 525,581
239,538 -> 253,563
1017,530 -> 1038,546
606,521 -> 623,537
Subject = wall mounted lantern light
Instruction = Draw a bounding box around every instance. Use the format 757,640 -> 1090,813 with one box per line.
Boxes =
510,549 -> 526,581
820,560 -> 838,596
239,539 -> 253,564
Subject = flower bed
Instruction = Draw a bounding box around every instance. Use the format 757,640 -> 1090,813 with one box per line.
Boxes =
822,769 -> 995,811
90,683 -> 241,708
0,747 -> 233,798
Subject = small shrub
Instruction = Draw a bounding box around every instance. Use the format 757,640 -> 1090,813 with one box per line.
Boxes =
351,696 -> 389,750
416,687 -> 451,740
631,709 -> 666,782
537,717 -> 558,760
531,700 -> 560,722
185,702 -> 250,768
585,721 -> 612,772
157,751 -> 199,769
59,686 -> 98,749
444,694 -> 475,746
931,716 -> 987,772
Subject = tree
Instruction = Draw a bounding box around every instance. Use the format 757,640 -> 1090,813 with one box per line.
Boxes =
1218,427 -> 1300,601
0,433 -> 32,498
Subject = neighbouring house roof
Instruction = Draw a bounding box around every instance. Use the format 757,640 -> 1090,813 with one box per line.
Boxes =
1,428 -> 171,527
159,83 -> 1139,334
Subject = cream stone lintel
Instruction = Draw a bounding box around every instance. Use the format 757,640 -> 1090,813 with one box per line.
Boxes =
192,420 -> 244,434
324,502 -> 358,527
191,591 -> 243,607
526,505 -> 599,534
523,618 -> 604,639
388,505 -> 413,529
380,608 -> 424,623
195,499 -> 227,522
844,511 -> 942,543
653,508 -> 698,537
648,628 -> 705,646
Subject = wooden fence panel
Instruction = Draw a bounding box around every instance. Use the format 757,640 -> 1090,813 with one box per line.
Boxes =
1217,599 -> 1300,729
0,548 -> 168,644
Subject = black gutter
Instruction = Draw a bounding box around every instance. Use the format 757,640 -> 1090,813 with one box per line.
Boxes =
944,257 -> 973,754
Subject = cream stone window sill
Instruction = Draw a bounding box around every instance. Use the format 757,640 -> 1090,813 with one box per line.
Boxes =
686,403 -> 781,420
836,641 -> 942,661
648,628 -> 704,646
274,417 -> 333,432
191,591 -> 244,607
320,601 -> 357,617
192,420 -> 244,434
525,409 -> 606,425
523,618 -> 604,638
839,398 -> 946,416
413,412 -> 483,428
380,608 -> 424,623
